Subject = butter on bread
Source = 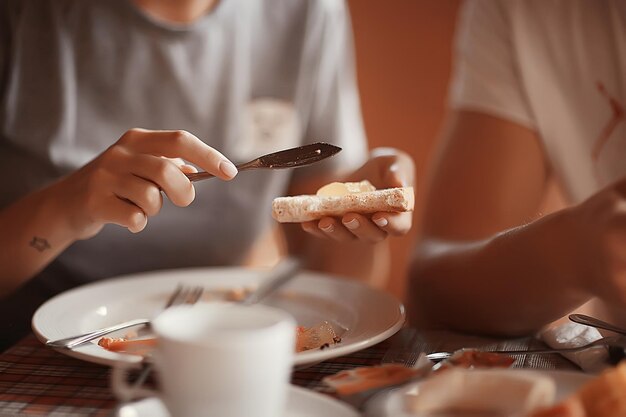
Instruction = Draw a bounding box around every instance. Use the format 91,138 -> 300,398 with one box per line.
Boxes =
272,181 -> 414,223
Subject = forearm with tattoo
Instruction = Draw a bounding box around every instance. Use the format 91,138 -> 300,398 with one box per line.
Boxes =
29,236 -> 51,252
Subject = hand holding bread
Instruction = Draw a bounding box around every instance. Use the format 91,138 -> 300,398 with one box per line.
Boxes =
274,148 -> 415,243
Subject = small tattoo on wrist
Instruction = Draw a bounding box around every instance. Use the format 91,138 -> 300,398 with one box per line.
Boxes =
30,236 -> 51,252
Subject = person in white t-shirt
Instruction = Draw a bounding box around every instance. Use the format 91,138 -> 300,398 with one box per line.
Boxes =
409,0 -> 626,335
0,0 -> 414,348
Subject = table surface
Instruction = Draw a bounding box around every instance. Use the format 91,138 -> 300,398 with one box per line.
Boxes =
0,327 -> 579,417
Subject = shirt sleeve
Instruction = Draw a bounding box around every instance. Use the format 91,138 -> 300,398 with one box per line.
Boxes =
449,0 -> 536,129
292,0 -> 368,182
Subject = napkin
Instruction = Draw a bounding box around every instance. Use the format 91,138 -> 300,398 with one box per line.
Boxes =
540,322 -> 609,373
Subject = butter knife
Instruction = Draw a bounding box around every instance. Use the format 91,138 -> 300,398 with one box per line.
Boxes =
186,142 -> 342,182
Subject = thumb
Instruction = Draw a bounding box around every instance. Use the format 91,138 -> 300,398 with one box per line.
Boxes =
384,162 -> 408,188
371,148 -> 414,188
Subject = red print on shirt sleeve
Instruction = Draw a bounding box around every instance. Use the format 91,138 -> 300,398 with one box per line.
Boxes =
592,82 -> 624,161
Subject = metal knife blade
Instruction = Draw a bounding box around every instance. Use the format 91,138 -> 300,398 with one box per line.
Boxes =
186,142 -> 342,182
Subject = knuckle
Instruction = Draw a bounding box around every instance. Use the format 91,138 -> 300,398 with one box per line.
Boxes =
142,186 -> 163,215
107,144 -> 127,159
99,144 -> 127,168
171,130 -> 190,147
119,128 -> 142,145
154,159 -> 177,181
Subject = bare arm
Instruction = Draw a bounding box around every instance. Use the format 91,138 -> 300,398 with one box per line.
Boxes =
0,182 -> 79,295
409,110 -> 591,336
0,129 -> 237,296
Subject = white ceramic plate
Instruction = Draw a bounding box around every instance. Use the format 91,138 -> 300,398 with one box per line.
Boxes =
32,267 -> 405,367
114,385 -> 358,417
365,369 -> 592,417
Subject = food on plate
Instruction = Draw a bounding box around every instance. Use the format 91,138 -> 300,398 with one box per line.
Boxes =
322,349 -> 516,396
97,336 -> 156,356
220,287 -> 252,302
405,368 -> 556,416
197,286 -> 253,302
99,321 -> 341,356
295,321 -> 341,353
271,180 -> 414,223
438,349 -> 516,370
323,364 -> 426,396
529,361 -> 626,417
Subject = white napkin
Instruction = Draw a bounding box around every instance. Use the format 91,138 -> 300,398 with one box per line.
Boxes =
540,322 -> 609,373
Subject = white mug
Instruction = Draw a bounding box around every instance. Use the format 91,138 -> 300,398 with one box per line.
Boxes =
111,302 -> 296,417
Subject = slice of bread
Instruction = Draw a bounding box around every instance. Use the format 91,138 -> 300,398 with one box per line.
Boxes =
272,186 -> 414,223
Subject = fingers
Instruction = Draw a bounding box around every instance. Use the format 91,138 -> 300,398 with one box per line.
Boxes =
130,154 -> 195,207
346,148 -> 415,189
301,218 -> 356,241
320,217 -> 358,241
120,129 -> 237,180
113,175 -> 163,217
100,195 -> 148,234
301,221 -> 327,239
72,129 -> 231,238
300,212 -> 411,243
180,165 -> 198,175
341,214 -> 387,243
372,147 -> 415,188
371,212 -> 413,236
384,162 -> 407,188
166,157 -> 198,174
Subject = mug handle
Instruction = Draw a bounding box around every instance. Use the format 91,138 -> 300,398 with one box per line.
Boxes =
111,363 -> 157,402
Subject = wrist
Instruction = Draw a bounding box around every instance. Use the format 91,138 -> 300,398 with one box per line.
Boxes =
45,175 -> 100,242
525,208 -> 592,298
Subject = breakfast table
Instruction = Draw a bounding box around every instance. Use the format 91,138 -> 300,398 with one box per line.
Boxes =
0,326 -> 579,417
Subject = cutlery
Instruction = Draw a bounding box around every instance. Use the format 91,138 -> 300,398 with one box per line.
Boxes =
45,285 -> 203,350
241,257 -> 301,305
185,142 -> 342,182
569,313 -> 626,335
115,258 -> 301,410
116,285 -> 204,406
339,362 -> 435,411
47,258 -> 300,350
425,336 -> 626,361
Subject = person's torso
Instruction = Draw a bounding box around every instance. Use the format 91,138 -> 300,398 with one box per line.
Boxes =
0,0 -> 336,286
509,0 -> 626,202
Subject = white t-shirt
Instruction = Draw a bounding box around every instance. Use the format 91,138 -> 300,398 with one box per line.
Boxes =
0,0 -> 367,342
450,0 -> 626,203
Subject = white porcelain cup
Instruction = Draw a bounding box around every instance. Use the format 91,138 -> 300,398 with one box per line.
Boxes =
111,302 -> 296,417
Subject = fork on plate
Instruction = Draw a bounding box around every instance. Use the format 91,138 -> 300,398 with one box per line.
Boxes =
45,285 -> 203,350
46,258 -> 301,350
